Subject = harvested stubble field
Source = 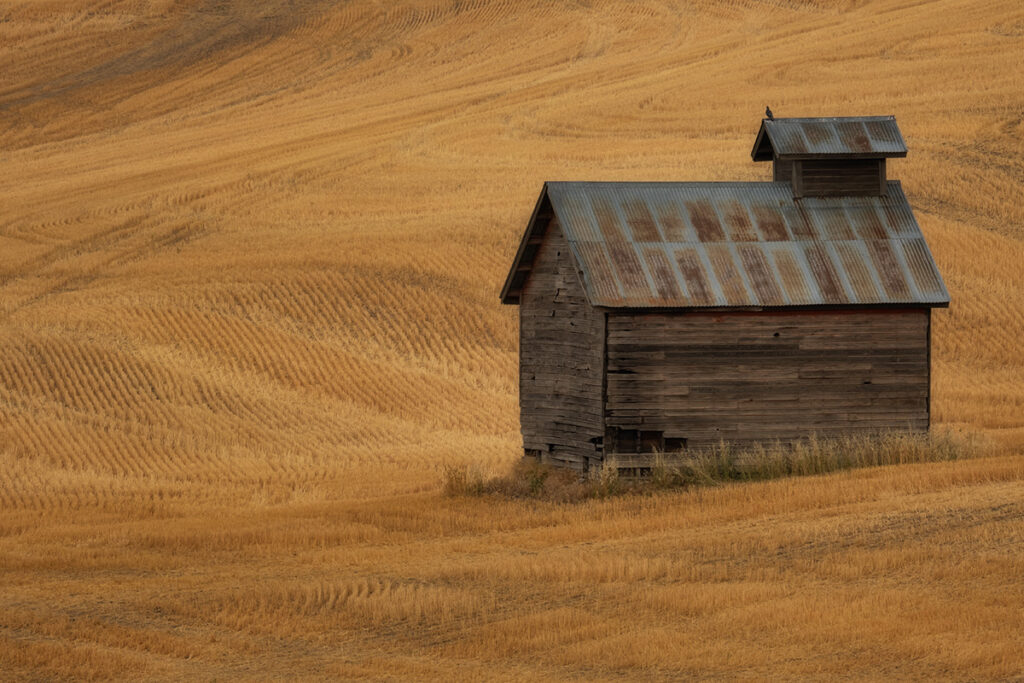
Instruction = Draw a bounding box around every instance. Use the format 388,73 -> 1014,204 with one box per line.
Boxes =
1,0 -> 1023,679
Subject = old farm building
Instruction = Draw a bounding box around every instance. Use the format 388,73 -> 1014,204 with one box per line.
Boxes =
501,116 -> 949,472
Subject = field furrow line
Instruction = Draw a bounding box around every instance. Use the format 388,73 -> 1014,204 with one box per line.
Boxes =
9,344 -> 51,403
84,344 -> 129,420
0,217 -> 144,287
79,343 -> 115,419
43,340 -> 76,414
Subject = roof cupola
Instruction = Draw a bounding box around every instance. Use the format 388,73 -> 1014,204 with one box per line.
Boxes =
751,116 -> 907,198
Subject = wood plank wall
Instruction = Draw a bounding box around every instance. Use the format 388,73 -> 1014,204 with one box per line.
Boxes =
519,220 -> 604,471
605,309 -> 929,453
773,159 -> 793,182
798,158 -> 884,197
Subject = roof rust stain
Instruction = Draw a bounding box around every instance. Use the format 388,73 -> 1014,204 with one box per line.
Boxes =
723,201 -> 758,242
752,205 -> 789,241
834,242 -> 881,302
772,249 -> 811,304
644,247 -> 683,302
593,196 -> 620,238
803,243 -> 848,304
656,203 -> 689,241
575,242 -> 621,302
673,248 -> 714,306
787,204 -> 817,240
686,200 -> 725,242
607,241 -> 650,297
705,244 -> 749,304
836,121 -> 872,153
848,206 -> 888,240
623,200 -> 660,242
866,240 -> 911,299
802,121 -> 834,146
739,246 -> 784,305
815,205 -> 857,240
593,197 -> 651,297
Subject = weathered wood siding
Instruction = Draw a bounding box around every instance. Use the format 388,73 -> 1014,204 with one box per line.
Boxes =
797,158 -> 885,197
605,309 -> 929,453
519,219 -> 604,471
773,159 -> 793,182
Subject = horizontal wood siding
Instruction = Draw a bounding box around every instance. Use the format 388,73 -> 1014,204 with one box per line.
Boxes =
605,309 -> 929,452
800,159 -> 884,196
519,219 -> 604,471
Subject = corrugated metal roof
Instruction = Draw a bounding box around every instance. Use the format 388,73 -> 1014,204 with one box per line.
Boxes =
522,181 -> 948,309
752,116 -> 907,160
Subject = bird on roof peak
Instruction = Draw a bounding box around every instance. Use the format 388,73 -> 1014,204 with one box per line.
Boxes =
765,106 -> 774,120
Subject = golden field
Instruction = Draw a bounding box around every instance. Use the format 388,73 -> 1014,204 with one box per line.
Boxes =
1,0 -> 1023,678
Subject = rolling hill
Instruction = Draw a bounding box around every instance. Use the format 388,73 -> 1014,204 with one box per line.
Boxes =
1,0 -> 1023,678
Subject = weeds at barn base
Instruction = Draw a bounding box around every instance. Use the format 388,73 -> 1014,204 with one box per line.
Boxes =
444,431 -> 987,502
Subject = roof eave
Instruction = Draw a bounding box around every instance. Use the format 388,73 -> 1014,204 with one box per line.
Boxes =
593,301 -> 950,312
750,120 -> 774,161
774,151 -> 909,160
499,184 -> 552,305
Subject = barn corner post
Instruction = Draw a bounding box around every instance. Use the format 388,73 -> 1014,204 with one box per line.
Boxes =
502,115 -> 949,474
599,307 -> 609,474
926,306 -> 932,431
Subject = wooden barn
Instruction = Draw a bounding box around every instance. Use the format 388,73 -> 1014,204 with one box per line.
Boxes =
500,115 -> 949,472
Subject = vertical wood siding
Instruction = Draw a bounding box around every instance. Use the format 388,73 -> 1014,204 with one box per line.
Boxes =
773,159 -> 793,182
605,309 -> 929,452
519,220 -> 605,470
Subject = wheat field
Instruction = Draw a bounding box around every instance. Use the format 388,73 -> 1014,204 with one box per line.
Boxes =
1,0 -> 1023,679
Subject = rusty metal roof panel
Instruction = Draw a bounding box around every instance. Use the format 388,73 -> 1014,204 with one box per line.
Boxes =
753,116 -> 908,160
766,244 -> 814,305
573,242 -> 620,303
544,181 -> 948,309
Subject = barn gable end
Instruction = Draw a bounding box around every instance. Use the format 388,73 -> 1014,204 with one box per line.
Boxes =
518,218 -> 605,471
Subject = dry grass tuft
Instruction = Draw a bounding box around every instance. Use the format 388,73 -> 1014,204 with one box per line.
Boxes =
662,430 -> 985,487
446,431 -> 990,502
444,459 -> 590,501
